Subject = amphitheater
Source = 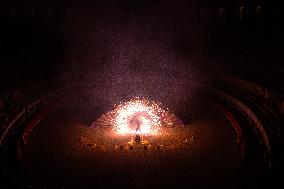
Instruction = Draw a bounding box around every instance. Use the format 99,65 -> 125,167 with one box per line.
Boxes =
0,3 -> 283,189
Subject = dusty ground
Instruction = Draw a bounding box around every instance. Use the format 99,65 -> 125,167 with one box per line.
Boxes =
22,104 -> 241,189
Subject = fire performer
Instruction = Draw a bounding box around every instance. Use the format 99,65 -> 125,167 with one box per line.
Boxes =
135,134 -> 141,143
136,122 -> 141,132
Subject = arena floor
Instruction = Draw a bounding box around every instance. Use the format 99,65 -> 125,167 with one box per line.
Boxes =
21,104 -> 241,189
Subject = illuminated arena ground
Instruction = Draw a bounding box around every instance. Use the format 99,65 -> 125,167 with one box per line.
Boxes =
21,103 -> 241,189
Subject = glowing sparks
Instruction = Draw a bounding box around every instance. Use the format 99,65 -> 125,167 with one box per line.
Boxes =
112,99 -> 164,135
94,98 -> 184,136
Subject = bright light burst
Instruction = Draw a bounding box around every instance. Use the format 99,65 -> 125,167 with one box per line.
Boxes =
113,99 -> 163,135
94,98 -> 184,136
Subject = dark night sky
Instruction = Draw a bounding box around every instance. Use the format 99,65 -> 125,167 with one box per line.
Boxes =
1,1 -> 283,73
1,1 -> 284,118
